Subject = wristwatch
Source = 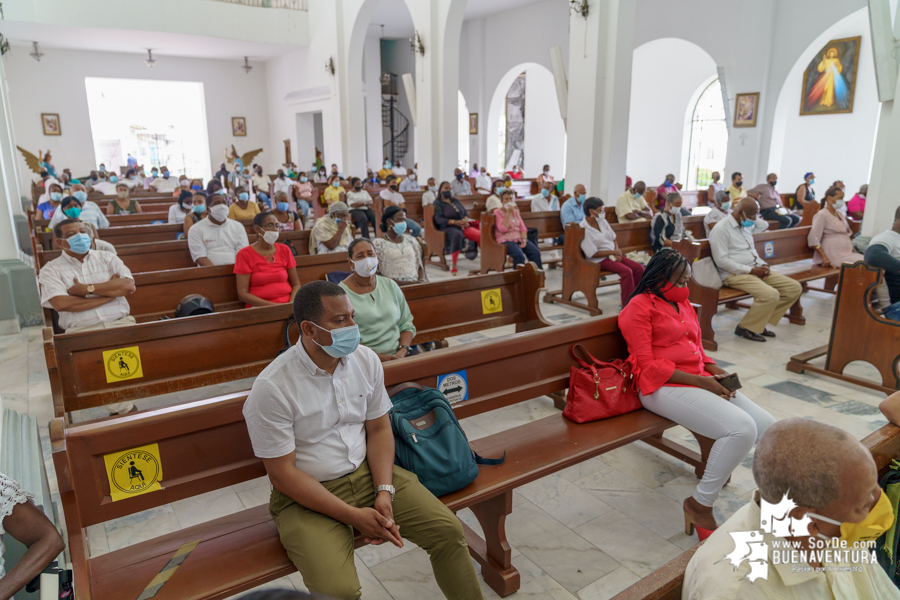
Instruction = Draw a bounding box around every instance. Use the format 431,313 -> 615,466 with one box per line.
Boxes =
397,345 -> 410,352
375,484 -> 395,502
86,284 -> 95,295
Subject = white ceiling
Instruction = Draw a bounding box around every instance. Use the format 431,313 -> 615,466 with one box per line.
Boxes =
367,0 -> 549,39
0,21 -> 296,61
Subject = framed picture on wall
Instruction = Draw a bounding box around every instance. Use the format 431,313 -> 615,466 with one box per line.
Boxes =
42,113 -> 61,136
232,117 -> 247,137
733,93 -> 759,128
800,36 -> 861,116
469,113 -> 478,135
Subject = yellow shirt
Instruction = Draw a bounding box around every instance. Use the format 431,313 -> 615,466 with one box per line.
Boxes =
377,168 -> 393,181
727,185 -> 748,201
322,186 -> 346,205
615,190 -> 651,222
228,201 -> 260,221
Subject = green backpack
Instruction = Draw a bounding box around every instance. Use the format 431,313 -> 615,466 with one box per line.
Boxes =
389,386 -> 504,497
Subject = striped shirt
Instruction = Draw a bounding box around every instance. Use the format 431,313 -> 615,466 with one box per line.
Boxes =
38,250 -> 133,331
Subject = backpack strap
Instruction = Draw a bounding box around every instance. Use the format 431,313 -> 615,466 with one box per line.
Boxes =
474,450 -> 505,466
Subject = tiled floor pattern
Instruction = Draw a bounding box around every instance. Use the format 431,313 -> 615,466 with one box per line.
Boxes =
0,253 -> 890,600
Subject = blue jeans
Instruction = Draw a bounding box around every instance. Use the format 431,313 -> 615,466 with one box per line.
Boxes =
296,199 -> 310,216
504,240 -> 542,269
406,219 -> 422,238
760,207 -> 801,229
257,192 -> 270,207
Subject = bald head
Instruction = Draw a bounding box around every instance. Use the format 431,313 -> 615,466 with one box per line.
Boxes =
732,197 -> 760,224
573,183 -> 586,197
753,418 -> 871,510
634,181 -> 646,195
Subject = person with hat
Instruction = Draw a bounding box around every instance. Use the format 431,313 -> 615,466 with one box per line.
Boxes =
311,201 -> 353,254
796,172 -> 816,208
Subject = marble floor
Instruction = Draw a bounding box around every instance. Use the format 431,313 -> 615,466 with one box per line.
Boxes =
0,252 -> 891,600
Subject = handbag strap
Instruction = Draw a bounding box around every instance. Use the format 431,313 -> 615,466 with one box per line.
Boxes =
571,344 -> 601,370
474,450 -> 505,466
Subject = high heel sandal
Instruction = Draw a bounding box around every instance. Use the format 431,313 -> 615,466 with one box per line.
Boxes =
451,267 -> 458,276
684,509 -> 717,542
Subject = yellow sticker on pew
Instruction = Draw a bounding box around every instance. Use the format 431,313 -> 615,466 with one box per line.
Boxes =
481,289 -> 503,314
104,443 -> 163,502
102,346 -> 144,383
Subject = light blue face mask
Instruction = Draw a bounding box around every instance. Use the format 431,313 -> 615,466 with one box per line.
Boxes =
576,194 -> 586,204
541,189 -> 550,198
277,201 -> 290,212
332,181 -> 340,188
73,190 -> 88,203
109,176 -> 118,183
429,186 -> 437,193
392,220 -> 408,235
300,176 -> 308,183
238,193 -> 249,201
50,192 -> 63,202
742,218 -> 755,228
311,321 -> 360,358
66,232 -> 91,254
720,200 -> 732,211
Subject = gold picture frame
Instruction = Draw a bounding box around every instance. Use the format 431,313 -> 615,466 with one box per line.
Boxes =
733,93 -> 759,128
800,36 -> 861,116
469,113 -> 478,135
232,117 -> 247,137
42,113 -> 61,136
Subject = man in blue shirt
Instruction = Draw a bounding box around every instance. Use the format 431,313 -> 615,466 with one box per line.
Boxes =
561,183 -> 587,227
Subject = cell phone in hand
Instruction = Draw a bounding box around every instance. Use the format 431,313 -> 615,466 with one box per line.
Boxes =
718,373 -> 742,392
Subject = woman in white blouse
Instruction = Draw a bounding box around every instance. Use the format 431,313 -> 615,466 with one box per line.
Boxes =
0,471 -> 65,592
580,196 -> 644,305
372,206 -> 426,284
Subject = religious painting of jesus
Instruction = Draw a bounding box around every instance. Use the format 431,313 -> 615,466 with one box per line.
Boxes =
800,36 -> 860,116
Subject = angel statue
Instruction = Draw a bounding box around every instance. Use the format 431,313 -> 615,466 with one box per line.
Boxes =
225,145 -> 263,175
17,147 -> 57,179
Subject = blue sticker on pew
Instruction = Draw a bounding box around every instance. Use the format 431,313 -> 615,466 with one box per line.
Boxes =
151,220 -> 165,225
764,241 -> 774,259
437,370 -> 468,404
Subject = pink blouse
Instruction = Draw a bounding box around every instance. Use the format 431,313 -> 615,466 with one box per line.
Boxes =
493,208 -> 526,244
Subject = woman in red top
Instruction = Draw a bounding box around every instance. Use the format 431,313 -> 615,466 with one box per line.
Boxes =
234,212 -> 301,307
619,249 -> 774,538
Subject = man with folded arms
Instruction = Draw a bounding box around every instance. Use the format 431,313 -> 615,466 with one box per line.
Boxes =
243,281 -> 483,600
709,198 -> 802,342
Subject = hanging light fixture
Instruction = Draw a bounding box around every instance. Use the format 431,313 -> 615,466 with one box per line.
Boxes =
144,49 -> 156,69
29,42 -> 44,62
242,56 -> 253,74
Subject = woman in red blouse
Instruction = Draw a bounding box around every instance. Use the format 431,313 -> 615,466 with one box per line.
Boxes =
619,249 -> 774,538
234,212 -> 301,308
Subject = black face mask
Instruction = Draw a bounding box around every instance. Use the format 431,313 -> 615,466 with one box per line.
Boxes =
390,185 -> 398,191
278,174 -> 285,179
735,180 -> 743,187
441,190 -> 452,199
354,185 -> 362,191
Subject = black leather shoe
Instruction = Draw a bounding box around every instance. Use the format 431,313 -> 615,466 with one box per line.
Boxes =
735,326 -> 766,342
760,329 -> 776,338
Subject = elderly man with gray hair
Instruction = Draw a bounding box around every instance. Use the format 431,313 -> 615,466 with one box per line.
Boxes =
311,201 -> 353,254
704,189 -> 733,237
683,418 -> 900,599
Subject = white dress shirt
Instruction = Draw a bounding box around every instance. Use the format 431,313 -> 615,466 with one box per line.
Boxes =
168,203 -> 190,225
475,174 -> 493,194
703,206 -> 731,237
187,217 -> 250,265
49,201 -> 109,231
398,178 -> 420,192
89,181 -> 117,195
708,215 -> 769,279
243,341 -> 392,482
272,177 -> 293,199
38,250 -> 133,331
421,189 -> 436,206
151,176 -> 178,192
579,217 -> 616,263
529,192 -> 559,212
392,165 -> 407,176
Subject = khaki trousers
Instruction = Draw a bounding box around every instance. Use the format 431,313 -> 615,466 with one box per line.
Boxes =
723,272 -> 803,334
66,315 -> 137,414
269,461 -> 483,600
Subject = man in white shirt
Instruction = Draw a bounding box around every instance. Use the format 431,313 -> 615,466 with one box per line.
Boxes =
89,176 -> 118,196
450,168 -> 472,196
119,169 -> 139,190
709,198 -> 802,342
615,181 -> 653,222
391,161 -> 407,177
346,177 -> 376,238
703,190 -> 733,237
187,194 -> 250,266
151,166 -> 178,193
684,418 -> 900,600
272,170 -> 293,204
864,205 -> 900,305
398,173 -> 420,191
474,167 -> 492,194
39,218 -> 136,414
421,178 -> 437,206
528,181 -> 560,213
242,281 -> 484,600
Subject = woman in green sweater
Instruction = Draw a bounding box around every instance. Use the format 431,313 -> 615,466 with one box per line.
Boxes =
339,238 -> 416,361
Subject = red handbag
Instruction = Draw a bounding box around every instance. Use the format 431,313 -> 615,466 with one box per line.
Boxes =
562,344 -> 642,423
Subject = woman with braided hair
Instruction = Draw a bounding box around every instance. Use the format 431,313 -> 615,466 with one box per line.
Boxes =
619,249 -> 775,540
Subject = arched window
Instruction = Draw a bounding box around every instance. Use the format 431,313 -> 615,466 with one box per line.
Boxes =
685,79 -> 727,190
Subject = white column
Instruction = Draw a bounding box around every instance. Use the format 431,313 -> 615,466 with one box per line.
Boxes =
563,0 -> 635,201
334,0 -> 369,176
862,8 -> 900,238
0,56 -> 22,260
363,35 -> 384,170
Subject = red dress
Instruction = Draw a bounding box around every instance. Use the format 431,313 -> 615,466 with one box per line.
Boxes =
618,293 -> 718,394
233,244 -> 296,307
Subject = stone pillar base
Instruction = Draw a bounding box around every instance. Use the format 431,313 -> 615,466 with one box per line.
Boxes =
0,259 -> 43,334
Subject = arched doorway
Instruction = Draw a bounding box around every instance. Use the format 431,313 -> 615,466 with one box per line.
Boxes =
485,63 -> 565,178
458,90 -> 470,170
684,77 -> 728,191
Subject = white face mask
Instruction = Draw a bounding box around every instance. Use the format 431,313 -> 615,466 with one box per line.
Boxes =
353,256 -> 378,277
209,204 -> 229,222
594,210 -> 606,221
261,230 -> 279,244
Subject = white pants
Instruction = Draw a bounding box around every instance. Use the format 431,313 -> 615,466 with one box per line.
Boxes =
639,385 -> 775,507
